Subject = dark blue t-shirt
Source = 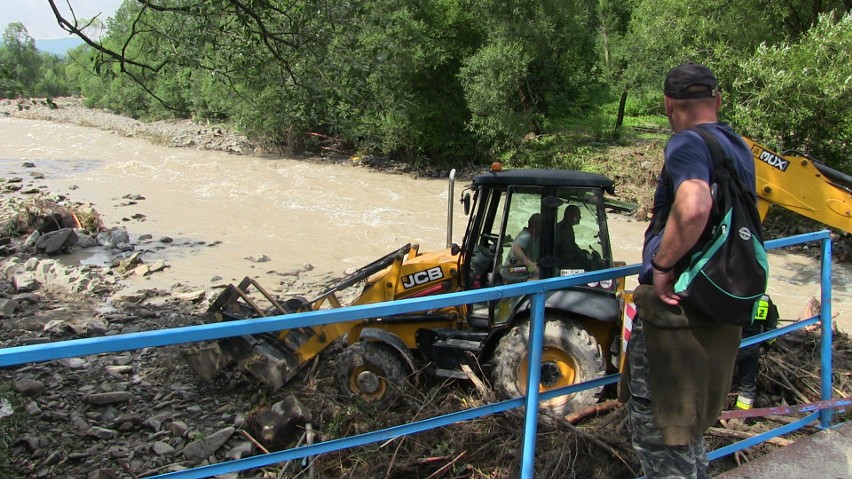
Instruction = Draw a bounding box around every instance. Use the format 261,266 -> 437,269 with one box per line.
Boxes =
639,122 -> 756,284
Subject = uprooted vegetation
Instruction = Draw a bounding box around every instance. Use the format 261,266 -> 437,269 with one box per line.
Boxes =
0,194 -> 104,239
217,314 -> 847,479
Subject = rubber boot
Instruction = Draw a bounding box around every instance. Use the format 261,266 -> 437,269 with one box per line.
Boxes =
735,394 -> 754,410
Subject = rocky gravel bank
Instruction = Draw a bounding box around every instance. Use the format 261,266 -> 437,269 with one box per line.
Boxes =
3,97 -> 257,156
0,99 -> 364,477
0,188 -> 350,478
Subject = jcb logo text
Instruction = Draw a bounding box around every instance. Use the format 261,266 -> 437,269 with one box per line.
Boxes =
402,266 -> 444,289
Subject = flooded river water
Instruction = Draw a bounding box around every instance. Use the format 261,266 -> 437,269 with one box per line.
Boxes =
1,117 -> 849,331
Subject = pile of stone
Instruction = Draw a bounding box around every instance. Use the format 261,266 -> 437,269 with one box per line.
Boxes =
2,98 -> 257,156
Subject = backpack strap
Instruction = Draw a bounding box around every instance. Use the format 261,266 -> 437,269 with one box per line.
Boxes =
690,125 -> 765,246
648,166 -> 670,236
689,126 -> 727,225
690,126 -> 725,174
649,126 -> 723,236
690,125 -> 752,199
646,126 -> 749,269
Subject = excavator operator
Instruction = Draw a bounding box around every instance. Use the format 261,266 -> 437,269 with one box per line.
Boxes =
501,213 -> 542,283
556,205 -> 586,269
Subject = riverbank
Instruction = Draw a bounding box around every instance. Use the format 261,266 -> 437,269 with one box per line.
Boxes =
3,97 -> 256,155
4,97 -> 847,248
1,97 -> 476,180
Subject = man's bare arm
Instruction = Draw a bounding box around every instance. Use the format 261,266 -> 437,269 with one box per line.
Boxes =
653,178 -> 713,304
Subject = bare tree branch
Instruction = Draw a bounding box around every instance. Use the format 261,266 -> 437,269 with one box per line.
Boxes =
48,0 -> 156,72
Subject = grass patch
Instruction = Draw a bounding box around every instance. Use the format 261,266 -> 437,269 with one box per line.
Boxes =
490,113 -> 672,220
498,113 -> 669,209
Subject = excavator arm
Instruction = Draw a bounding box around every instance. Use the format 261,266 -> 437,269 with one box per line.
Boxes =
743,137 -> 852,234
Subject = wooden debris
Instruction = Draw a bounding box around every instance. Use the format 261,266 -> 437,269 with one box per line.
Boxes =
566,399 -> 621,424
707,427 -> 793,447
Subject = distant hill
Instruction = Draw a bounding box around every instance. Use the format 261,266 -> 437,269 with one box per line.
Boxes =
35,38 -> 85,56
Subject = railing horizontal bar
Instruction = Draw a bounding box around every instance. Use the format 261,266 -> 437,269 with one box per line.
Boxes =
739,315 -> 819,348
0,265 -> 637,367
719,396 -> 852,420
539,374 -> 620,402
764,230 -> 830,250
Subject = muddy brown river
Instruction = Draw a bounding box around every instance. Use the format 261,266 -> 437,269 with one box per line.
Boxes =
1,117 -> 849,331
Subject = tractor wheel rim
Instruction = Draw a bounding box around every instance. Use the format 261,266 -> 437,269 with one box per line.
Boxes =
518,346 -> 577,391
353,366 -> 385,398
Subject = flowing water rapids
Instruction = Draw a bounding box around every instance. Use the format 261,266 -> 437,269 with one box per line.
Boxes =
1,117 -> 849,331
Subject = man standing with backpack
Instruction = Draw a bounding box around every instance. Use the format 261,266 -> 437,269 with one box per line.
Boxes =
620,63 -> 760,478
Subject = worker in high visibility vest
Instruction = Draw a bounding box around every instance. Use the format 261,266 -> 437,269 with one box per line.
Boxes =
733,294 -> 779,410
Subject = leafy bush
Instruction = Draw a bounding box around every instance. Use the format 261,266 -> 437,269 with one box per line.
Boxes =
729,11 -> 851,169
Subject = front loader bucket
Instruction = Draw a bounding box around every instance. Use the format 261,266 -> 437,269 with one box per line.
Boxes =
183,277 -> 303,388
184,250 -> 408,390
182,336 -> 302,390
181,342 -> 233,383
221,334 -> 302,391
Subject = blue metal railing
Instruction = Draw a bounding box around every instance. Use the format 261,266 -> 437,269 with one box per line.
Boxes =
0,231 -> 835,478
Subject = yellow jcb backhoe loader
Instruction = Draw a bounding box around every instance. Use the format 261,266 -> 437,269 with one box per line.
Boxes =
185,167 -> 625,415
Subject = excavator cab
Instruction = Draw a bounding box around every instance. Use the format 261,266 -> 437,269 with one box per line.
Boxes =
458,169 -> 617,326
410,169 -> 625,417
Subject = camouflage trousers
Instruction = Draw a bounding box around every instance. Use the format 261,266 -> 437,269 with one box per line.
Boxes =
627,318 -> 711,479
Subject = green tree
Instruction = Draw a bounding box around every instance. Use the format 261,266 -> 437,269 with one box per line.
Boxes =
730,11 -> 851,169
50,0 -> 850,168
593,0 -> 635,129
459,39 -> 532,151
51,0 -> 612,162
35,53 -> 74,97
337,0 -> 480,160
622,0 -> 850,103
0,23 -> 42,97
619,0 -> 850,169
459,0 -> 603,152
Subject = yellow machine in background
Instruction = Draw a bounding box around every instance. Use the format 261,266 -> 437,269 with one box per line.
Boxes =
744,137 -> 852,231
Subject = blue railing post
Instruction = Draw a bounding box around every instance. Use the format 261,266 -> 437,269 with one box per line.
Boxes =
820,234 -> 833,428
520,292 -> 547,479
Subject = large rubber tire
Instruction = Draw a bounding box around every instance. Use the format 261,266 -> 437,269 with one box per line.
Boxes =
491,317 -> 605,418
335,341 -> 407,409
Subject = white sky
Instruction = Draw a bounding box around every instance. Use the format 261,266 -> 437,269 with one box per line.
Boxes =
1,0 -> 123,40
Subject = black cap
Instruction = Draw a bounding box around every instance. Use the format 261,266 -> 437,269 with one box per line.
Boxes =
664,62 -> 718,99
